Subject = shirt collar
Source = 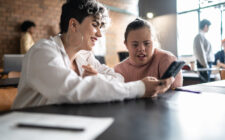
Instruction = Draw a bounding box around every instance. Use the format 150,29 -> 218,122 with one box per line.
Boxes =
51,34 -> 67,56
200,31 -> 205,35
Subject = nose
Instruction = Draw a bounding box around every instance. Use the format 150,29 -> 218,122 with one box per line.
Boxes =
138,44 -> 145,51
96,28 -> 102,37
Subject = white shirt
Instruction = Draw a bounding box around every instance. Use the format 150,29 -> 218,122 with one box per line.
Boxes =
12,35 -> 145,109
193,31 -> 214,67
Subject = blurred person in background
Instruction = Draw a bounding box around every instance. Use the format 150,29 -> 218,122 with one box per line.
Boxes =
20,20 -> 36,54
193,19 -> 214,82
214,39 -> 225,68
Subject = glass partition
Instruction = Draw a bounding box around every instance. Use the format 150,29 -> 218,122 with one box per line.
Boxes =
200,7 -> 222,53
177,0 -> 225,56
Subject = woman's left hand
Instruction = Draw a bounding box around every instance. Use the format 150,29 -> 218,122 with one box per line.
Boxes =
82,64 -> 98,78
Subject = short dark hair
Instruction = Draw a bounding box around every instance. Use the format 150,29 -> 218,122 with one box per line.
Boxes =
124,18 -> 159,47
200,19 -> 211,30
60,0 -> 109,34
21,20 -> 36,32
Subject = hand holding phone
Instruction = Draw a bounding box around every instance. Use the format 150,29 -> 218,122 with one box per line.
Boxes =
161,61 -> 185,79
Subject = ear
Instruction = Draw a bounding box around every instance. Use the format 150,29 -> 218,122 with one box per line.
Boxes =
68,18 -> 79,32
124,40 -> 128,50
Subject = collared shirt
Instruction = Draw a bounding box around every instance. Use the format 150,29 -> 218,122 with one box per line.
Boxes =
12,35 -> 145,109
193,31 -> 214,68
20,32 -> 35,54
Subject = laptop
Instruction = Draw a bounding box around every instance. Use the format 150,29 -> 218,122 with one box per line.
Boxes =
3,54 -> 24,73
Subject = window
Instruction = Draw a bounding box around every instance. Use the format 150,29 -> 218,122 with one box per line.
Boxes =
200,7 -> 221,54
177,12 -> 198,56
177,0 -> 198,13
223,8 -> 225,40
177,0 -> 225,56
200,0 -> 225,8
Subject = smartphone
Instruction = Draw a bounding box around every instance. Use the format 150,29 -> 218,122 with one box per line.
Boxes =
161,61 -> 185,79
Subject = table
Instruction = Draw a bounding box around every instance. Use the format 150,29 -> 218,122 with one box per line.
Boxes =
182,70 -> 218,86
2,81 -> 225,140
0,78 -> 19,87
193,67 -> 224,72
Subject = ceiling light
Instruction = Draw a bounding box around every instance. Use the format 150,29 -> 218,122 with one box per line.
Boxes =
146,12 -> 154,19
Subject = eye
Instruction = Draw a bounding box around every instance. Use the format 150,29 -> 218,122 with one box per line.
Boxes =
144,43 -> 150,46
100,23 -> 105,29
132,43 -> 138,48
92,20 -> 100,28
144,41 -> 152,47
92,23 -> 98,27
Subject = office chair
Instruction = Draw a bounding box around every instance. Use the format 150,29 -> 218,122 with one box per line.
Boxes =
118,51 -> 129,62
220,70 -> 225,80
95,55 -> 106,64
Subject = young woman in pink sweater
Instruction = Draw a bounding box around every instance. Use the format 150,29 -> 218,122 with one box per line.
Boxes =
114,18 -> 183,88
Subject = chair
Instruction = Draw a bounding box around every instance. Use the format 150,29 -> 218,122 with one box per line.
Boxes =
3,54 -> 24,73
8,71 -> 21,78
0,88 -> 17,111
220,70 -> 225,80
118,51 -> 129,62
95,55 -> 105,64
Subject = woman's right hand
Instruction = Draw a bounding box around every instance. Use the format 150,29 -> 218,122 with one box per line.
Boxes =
141,76 -> 174,97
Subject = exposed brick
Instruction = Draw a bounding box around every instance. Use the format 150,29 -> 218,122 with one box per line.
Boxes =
0,0 -> 66,67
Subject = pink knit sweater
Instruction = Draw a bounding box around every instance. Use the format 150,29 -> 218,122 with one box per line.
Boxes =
114,48 -> 183,88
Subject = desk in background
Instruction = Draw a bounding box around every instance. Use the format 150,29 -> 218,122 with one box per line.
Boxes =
1,81 -> 225,140
0,78 -> 19,111
0,78 -> 19,88
182,69 -> 219,86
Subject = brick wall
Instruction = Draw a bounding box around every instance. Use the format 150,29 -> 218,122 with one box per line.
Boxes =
0,0 -> 138,67
0,0 -> 66,67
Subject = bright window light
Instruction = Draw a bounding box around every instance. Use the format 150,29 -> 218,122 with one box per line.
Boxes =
177,0 -> 225,56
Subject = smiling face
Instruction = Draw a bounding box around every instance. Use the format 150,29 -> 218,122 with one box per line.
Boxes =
78,16 -> 103,51
125,27 -> 155,66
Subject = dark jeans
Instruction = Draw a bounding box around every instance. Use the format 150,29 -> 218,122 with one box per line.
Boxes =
197,61 -> 213,83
